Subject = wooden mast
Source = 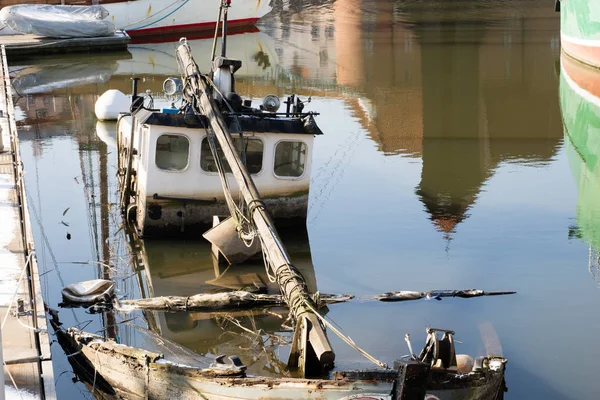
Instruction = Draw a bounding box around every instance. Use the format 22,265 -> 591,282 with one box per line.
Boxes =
176,40 -> 334,376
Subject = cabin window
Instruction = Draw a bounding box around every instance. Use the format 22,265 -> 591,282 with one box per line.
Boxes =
155,134 -> 189,171
200,137 -> 263,175
274,141 -> 307,178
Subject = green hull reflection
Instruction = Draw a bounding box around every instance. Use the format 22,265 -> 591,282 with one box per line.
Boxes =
560,54 -> 600,283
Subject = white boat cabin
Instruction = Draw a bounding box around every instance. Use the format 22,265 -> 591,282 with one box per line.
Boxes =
117,108 -> 320,237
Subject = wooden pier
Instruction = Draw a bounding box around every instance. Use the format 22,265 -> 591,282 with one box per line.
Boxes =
0,45 -> 55,398
1,30 -> 130,59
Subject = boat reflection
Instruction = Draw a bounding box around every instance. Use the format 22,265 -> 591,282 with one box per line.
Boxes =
129,228 -> 318,377
115,31 -> 278,81
9,31 -> 278,97
10,53 -> 126,96
560,53 -> 600,286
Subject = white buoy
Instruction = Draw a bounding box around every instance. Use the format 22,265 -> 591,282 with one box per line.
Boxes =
95,89 -> 129,121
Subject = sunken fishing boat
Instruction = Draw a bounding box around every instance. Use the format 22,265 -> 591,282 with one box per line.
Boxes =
50,307 -> 508,400
112,1 -> 319,238
68,1 -> 511,398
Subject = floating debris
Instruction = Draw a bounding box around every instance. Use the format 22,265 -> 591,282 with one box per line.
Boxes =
63,282 -> 514,312
61,279 -> 114,304
376,289 -> 516,302
113,291 -> 353,312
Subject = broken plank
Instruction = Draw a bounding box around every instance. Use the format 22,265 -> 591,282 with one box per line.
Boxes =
115,291 -> 353,312
375,289 -> 516,302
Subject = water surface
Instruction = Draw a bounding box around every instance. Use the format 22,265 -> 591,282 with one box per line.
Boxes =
12,1 -> 600,398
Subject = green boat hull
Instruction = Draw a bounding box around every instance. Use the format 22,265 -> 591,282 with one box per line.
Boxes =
560,54 -> 600,252
560,0 -> 600,67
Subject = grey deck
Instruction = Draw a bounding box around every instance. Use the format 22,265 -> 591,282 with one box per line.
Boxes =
0,30 -> 130,58
0,45 -> 56,399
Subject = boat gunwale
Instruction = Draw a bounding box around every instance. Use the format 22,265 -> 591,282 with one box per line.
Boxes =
70,327 -> 506,390
129,107 -> 323,135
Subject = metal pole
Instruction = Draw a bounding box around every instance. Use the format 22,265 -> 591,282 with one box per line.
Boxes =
210,2 -> 224,62
221,0 -> 230,57
120,78 -> 140,214
177,42 -> 334,374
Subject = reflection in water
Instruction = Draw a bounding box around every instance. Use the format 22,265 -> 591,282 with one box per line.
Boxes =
10,32 -> 281,128
560,54 -> 600,286
265,0 -> 562,237
346,0 -> 561,237
116,31 -> 279,81
9,32 -> 280,100
11,57 -> 121,96
130,230 -> 317,377
15,89 -> 130,398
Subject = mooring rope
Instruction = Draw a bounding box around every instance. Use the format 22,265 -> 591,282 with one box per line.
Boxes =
268,255 -> 389,369
304,300 -> 388,369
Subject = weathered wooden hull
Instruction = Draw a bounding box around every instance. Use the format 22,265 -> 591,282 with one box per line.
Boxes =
65,330 -> 396,400
54,326 -> 507,400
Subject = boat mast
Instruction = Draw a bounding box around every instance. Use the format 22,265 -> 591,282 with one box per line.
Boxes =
176,42 -> 334,377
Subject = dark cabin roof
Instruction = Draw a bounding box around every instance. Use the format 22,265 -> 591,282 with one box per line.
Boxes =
133,108 -> 323,135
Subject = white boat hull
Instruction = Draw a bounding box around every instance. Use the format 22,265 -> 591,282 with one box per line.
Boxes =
0,0 -> 271,37
117,111 -> 316,237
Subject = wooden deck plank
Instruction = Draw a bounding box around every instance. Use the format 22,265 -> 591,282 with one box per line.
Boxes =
1,44 -> 56,399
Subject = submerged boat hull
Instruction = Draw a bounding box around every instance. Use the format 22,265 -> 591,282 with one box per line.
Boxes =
56,326 -> 506,400
139,194 -> 309,237
560,0 -> 600,68
64,329 -> 396,400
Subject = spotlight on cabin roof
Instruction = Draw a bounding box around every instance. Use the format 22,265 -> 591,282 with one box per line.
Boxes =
262,94 -> 280,112
163,77 -> 182,96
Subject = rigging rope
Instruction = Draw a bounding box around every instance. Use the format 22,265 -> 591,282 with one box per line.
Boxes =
175,47 -> 388,371
177,49 -> 258,247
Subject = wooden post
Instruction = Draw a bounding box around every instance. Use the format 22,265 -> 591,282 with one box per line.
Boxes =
176,40 -> 334,373
393,360 -> 430,400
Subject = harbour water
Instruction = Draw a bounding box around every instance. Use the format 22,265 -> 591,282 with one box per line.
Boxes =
10,0 -> 600,398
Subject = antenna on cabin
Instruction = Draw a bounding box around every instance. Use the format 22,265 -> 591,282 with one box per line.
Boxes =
210,0 -> 231,63
221,0 -> 231,58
